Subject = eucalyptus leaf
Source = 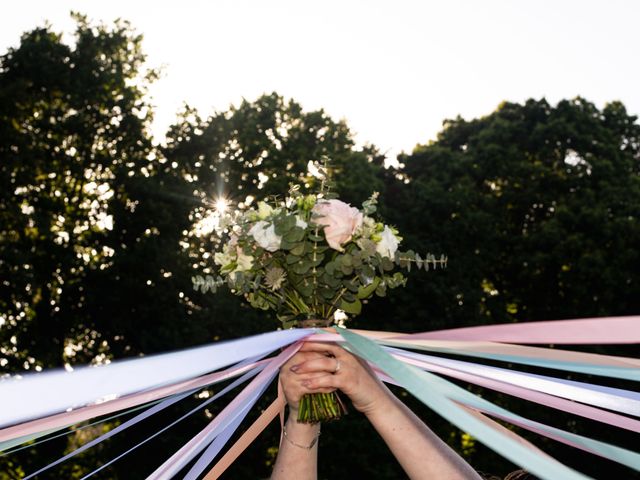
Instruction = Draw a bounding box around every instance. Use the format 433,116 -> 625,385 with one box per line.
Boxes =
360,265 -> 375,282
296,282 -> 313,297
321,273 -> 341,288
381,257 -> 394,271
340,264 -> 353,275
325,261 -> 336,276
286,254 -> 300,264
319,286 -> 335,300
290,243 -> 305,256
344,279 -> 360,293
292,261 -> 311,275
341,291 -> 356,303
280,239 -> 294,250
310,255 -> 325,267
339,298 -> 362,315
357,277 -> 380,299
285,227 -> 306,242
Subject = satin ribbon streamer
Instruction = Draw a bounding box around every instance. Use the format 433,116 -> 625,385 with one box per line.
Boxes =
0,329 -> 310,429
1,316 -> 639,480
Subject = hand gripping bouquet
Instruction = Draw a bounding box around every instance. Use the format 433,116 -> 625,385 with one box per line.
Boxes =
193,163 -> 446,423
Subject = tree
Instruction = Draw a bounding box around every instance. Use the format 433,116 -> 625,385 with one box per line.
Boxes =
381,97 -> 640,477
0,13 -> 162,478
0,16 -> 391,477
388,98 -> 640,331
0,13 -> 160,370
3,13 -> 638,478
162,92 -> 388,339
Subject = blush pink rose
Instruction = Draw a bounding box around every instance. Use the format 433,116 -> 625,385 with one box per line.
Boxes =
312,199 -> 363,251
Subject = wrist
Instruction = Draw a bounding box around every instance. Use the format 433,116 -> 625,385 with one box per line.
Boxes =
284,415 -> 321,446
283,417 -> 321,450
286,414 -> 321,431
360,387 -> 396,419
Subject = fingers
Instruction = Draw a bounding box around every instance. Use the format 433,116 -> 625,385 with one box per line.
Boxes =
279,342 -> 359,410
279,370 -> 337,406
280,350 -> 337,408
298,341 -> 346,358
302,374 -> 340,391
282,341 -> 391,416
290,356 -> 339,375
282,350 -> 326,371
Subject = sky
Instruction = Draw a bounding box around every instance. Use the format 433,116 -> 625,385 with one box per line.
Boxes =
2,0 -> 639,161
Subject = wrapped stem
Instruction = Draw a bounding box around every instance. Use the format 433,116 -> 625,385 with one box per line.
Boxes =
297,391 -> 347,424
296,319 -> 346,423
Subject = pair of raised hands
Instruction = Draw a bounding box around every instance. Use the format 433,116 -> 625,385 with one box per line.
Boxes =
272,341 -> 481,480
279,341 -> 389,417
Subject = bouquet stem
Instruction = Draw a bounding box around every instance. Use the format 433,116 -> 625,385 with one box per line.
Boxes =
296,318 -> 347,423
297,391 -> 347,424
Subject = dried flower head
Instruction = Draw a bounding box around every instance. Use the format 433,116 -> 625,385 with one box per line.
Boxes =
265,266 -> 287,291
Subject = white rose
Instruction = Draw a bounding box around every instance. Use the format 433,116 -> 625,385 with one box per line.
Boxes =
376,225 -> 399,259
249,221 -> 282,252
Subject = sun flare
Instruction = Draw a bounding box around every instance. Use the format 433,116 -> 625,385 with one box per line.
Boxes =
215,197 -> 228,213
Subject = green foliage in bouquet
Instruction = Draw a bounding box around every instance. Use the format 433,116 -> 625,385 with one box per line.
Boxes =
193,164 -> 447,329
193,161 -> 446,422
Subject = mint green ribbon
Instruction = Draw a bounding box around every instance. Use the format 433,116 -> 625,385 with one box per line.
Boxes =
339,328 -> 640,479
0,427 -> 64,453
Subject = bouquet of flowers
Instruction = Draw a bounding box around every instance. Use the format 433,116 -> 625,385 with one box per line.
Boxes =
193,164 -> 446,422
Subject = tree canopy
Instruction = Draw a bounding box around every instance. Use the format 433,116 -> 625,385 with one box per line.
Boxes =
383,97 -> 640,335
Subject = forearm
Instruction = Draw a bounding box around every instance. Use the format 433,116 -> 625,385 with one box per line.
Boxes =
270,414 -> 320,480
365,389 -> 481,480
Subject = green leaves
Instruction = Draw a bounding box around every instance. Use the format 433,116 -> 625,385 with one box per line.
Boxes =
192,275 -> 224,293
286,253 -> 300,264
396,251 -> 448,272
273,214 -> 296,236
291,260 -> 312,275
289,239 -> 306,256
307,233 -> 324,242
357,277 -> 380,299
340,297 -> 362,315
361,191 -> 379,215
197,185 -> 448,328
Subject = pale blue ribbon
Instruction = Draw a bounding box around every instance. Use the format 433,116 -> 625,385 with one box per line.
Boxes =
340,328 -> 603,480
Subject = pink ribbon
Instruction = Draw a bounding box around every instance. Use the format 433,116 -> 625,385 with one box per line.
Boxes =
147,341 -> 302,479
390,352 -> 640,432
391,315 -> 640,344
305,331 -> 640,368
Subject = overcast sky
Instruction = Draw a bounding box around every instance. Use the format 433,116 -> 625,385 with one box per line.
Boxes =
3,0 -> 639,161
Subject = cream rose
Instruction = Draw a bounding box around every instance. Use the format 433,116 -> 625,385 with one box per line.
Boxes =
214,250 -> 234,268
235,248 -> 254,271
312,199 -> 363,251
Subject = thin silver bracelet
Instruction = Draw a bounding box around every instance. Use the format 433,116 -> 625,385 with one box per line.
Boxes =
282,425 -> 321,450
